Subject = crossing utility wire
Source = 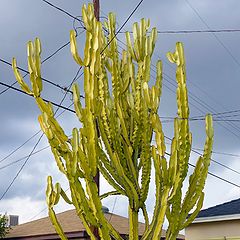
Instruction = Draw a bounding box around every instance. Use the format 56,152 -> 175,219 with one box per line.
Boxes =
164,151 -> 240,189
116,32 -> 240,142
184,0 -> 240,68
140,34 -> 240,149
119,29 -> 240,34
0,102 -> 74,166
181,0 -> 240,142
0,81 -> 76,113
0,146 -> 50,171
157,137 -> 240,177
0,27 -> 86,97
0,0 -> 145,166
0,58 -> 72,95
1,0 -> 146,200
0,66 -> 82,200
42,0 -> 240,35
11,0 -> 146,221
41,1 -> 240,143
3,0 -> 240,206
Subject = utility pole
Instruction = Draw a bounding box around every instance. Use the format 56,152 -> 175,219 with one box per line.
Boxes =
92,3 -> 100,239
93,0 -> 100,21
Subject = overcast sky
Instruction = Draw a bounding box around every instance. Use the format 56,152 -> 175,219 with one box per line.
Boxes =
1,0 -> 240,230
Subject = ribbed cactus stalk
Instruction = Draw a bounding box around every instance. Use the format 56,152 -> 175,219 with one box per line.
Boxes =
13,3 -> 213,240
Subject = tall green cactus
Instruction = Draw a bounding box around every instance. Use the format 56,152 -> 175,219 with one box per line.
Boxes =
13,3 -> 213,240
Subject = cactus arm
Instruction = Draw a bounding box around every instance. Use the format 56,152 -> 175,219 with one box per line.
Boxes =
141,204 -> 149,231
129,206 -> 139,240
98,161 -> 126,196
179,115 -> 213,230
99,191 -> 121,200
12,58 -> 33,95
48,208 -> 68,240
46,177 -> 68,240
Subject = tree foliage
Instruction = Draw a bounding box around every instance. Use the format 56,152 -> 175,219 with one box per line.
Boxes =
13,4 -> 214,240
0,215 -> 9,238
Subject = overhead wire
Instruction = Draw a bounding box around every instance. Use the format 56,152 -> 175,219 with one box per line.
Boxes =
3,0 -> 240,220
0,64 -> 83,200
1,0 -> 146,202
0,58 -> 72,95
24,0 -> 146,221
116,29 -> 240,141
0,81 -> 76,113
0,103 -> 74,169
117,29 -> 240,34
0,101 -> 74,166
0,27 -> 87,97
164,136 -> 240,181
39,1 -> 240,141
39,0 -> 240,141
0,135 -> 44,200
115,21 -> 240,188
0,0 -> 146,166
164,151 -> 240,189
182,0 -> 240,138
0,146 -> 50,171
184,0 -> 240,68
101,9 -> 240,185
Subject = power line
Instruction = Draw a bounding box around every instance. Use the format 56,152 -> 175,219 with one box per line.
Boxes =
119,29 -> 240,34
0,81 -> 76,113
115,32 -> 240,141
5,70 -> 240,125
42,0 -> 145,54
188,163 -> 240,188
20,0 -> 145,221
105,12 -> 240,146
0,135 -> 44,200
101,0 -> 145,53
42,0 -> 240,35
29,187 -> 70,221
194,148 -> 240,159
42,0 -> 84,24
193,109 -> 240,119
0,131 -> 41,164
29,207 -> 47,221
0,29 -> 86,97
0,102 -> 73,166
0,146 -> 50,171
43,0 -> 240,146
117,1 -> 240,143
191,148 -> 240,176
162,71 -> 240,140
164,136 -> 240,178
184,0 -> 240,68
108,195 -> 118,224
0,66 -> 82,200
117,38 -> 240,187
0,58 -> 72,95
164,151 -> 240,189
1,0 -> 144,184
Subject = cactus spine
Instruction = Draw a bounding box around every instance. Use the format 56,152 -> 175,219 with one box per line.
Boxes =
13,3 -> 213,240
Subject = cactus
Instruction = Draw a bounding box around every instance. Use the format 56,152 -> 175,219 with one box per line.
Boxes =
13,3 -> 213,240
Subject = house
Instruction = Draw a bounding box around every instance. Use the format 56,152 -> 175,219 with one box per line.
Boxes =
185,198 -> 240,240
5,208 -> 185,239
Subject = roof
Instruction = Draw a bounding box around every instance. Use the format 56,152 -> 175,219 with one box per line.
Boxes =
196,198 -> 240,219
5,209 -> 183,239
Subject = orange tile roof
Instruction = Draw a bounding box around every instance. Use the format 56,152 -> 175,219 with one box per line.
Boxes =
5,209 -> 184,239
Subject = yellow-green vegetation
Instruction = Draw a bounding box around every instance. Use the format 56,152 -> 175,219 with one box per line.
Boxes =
13,3 -> 213,240
0,214 -> 9,238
